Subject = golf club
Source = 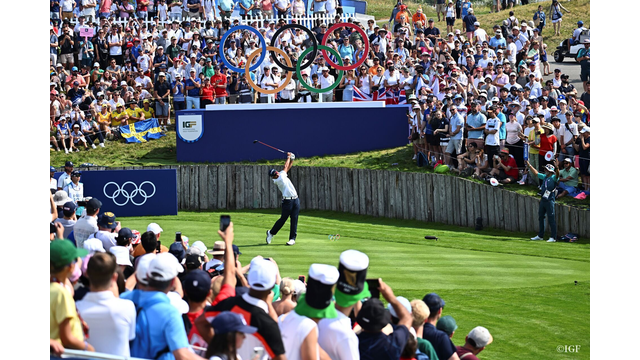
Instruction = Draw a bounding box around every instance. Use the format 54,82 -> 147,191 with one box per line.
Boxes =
253,140 -> 286,154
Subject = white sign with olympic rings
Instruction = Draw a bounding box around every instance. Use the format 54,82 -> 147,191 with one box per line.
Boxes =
103,181 -> 157,206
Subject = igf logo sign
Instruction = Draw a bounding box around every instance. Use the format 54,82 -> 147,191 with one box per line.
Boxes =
183,121 -> 197,128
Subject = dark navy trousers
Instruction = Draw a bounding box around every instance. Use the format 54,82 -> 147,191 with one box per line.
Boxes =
270,198 -> 300,240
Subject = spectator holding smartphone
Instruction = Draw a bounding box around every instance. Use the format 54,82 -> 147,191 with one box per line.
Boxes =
357,278 -> 412,360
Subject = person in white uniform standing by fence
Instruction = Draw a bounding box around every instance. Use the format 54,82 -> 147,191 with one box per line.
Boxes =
266,152 -> 299,246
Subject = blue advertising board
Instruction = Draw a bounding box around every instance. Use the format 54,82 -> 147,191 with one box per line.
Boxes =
176,103 -> 409,163
54,169 -> 177,217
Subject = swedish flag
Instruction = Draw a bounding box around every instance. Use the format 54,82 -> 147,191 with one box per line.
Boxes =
119,119 -> 165,143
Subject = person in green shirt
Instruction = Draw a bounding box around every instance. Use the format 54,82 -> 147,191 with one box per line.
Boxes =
202,58 -> 215,79
557,158 -> 579,198
526,159 -> 560,242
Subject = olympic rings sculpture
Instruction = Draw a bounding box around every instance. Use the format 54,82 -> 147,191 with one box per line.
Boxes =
218,22 -> 370,94
328,234 -> 341,241
103,181 -> 157,206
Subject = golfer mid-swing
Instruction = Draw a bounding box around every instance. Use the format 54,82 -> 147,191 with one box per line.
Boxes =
266,152 -> 299,246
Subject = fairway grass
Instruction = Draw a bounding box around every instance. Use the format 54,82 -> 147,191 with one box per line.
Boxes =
122,209 -> 589,360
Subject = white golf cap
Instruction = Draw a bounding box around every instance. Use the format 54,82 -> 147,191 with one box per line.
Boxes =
135,253 -> 156,285
468,326 -> 493,348
580,126 -> 590,133
387,296 -> 412,318
474,21 -> 480,26
120,81 -> 127,85
110,246 -> 133,267
93,62 -> 100,67
191,241 -> 208,254
147,222 -> 163,234
147,252 -> 184,282
83,238 -> 106,254
293,279 -> 307,295
158,72 -> 166,77
248,257 -> 278,291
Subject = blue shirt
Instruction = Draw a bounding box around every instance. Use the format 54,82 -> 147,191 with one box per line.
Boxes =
466,111 -> 487,139
239,0 -> 253,14
497,112 -> 507,140
538,174 -> 558,202
423,323 -> 456,360
358,325 -> 410,360
122,290 -> 190,360
461,1 -> 471,17
449,112 -> 465,140
172,81 -> 185,102
218,0 -> 234,11
185,77 -> 201,97
489,36 -> 506,49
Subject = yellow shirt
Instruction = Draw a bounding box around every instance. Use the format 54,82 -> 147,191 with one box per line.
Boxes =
111,110 -> 127,127
50,282 -> 84,343
97,112 -> 111,128
126,107 -> 143,123
528,127 -> 544,155
140,107 -> 154,120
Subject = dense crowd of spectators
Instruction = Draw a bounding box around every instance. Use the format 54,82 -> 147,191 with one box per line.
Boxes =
49,0 -> 590,191
50,203 -> 496,360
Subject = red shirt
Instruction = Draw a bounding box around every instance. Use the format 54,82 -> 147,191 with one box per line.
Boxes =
211,74 -> 228,97
539,134 -> 557,157
501,155 -> 519,179
200,84 -> 215,101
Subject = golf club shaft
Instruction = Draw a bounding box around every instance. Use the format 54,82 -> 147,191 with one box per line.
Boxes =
256,141 -> 286,154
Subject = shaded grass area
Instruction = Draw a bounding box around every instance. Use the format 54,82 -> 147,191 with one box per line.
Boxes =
121,210 -> 590,360
51,138 -> 589,209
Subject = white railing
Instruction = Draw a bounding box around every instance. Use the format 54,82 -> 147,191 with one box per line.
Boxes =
63,12 -> 369,31
55,349 -> 149,360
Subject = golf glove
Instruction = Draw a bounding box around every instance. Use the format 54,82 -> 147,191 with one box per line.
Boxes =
290,153 -> 296,160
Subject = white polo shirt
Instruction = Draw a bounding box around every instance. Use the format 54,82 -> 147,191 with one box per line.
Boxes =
278,311 -> 318,360
319,74 -> 335,94
57,172 -> 72,189
74,215 -> 99,249
76,291 -> 137,357
273,170 -> 298,198
318,311 -> 360,360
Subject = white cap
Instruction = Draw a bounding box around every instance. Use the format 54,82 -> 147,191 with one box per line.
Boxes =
580,126 -> 590,133
93,62 -> 100,67
120,81 -> 127,85
474,21 -> 480,26
135,254 -> 156,285
110,246 -> 133,267
158,72 -> 166,77
83,238 -> 106,254
97,91 -> 104,96
147,252 -> 184,282
491,97 -> 500,103
191,241 -> 208,254
339,250 -> 369,271
293,279 -> 306,295
248,257 -> 278,291
147,223 -> 163,234
468,326 -> 493,348
135,82 -> 142,87
387,296 -> 412,318
559,99 -> 567,104
167,291 -> 189,314
308,263 -> 339,285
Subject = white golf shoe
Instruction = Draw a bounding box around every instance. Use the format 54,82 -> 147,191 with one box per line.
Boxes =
266,230 -> 273,244
286,239 -> 296,246
530,236 -> 543,241
547,238 -> 556,243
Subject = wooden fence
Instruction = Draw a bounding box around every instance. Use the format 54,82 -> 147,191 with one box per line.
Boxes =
79,165 -> 590,238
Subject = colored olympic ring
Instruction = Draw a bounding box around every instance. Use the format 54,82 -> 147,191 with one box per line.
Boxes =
321,22 -> 370,71
269,24 -> 319,72
328,234 -> 341,241
103,181 -> 156,206
297,44 -> 344,94
219,25 -> 267,73
245,46 -> 293,95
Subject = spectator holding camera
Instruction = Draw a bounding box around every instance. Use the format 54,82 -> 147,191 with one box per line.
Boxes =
486,148 -> 519,184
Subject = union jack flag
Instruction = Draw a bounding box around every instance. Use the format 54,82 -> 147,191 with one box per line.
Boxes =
384,89 -> 407,105
353,87 -> 387,101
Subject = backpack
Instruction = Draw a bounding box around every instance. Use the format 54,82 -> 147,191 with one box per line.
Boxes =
130,292 -> 172,360
416,152 -> 429,167
559,233 -> 578,242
